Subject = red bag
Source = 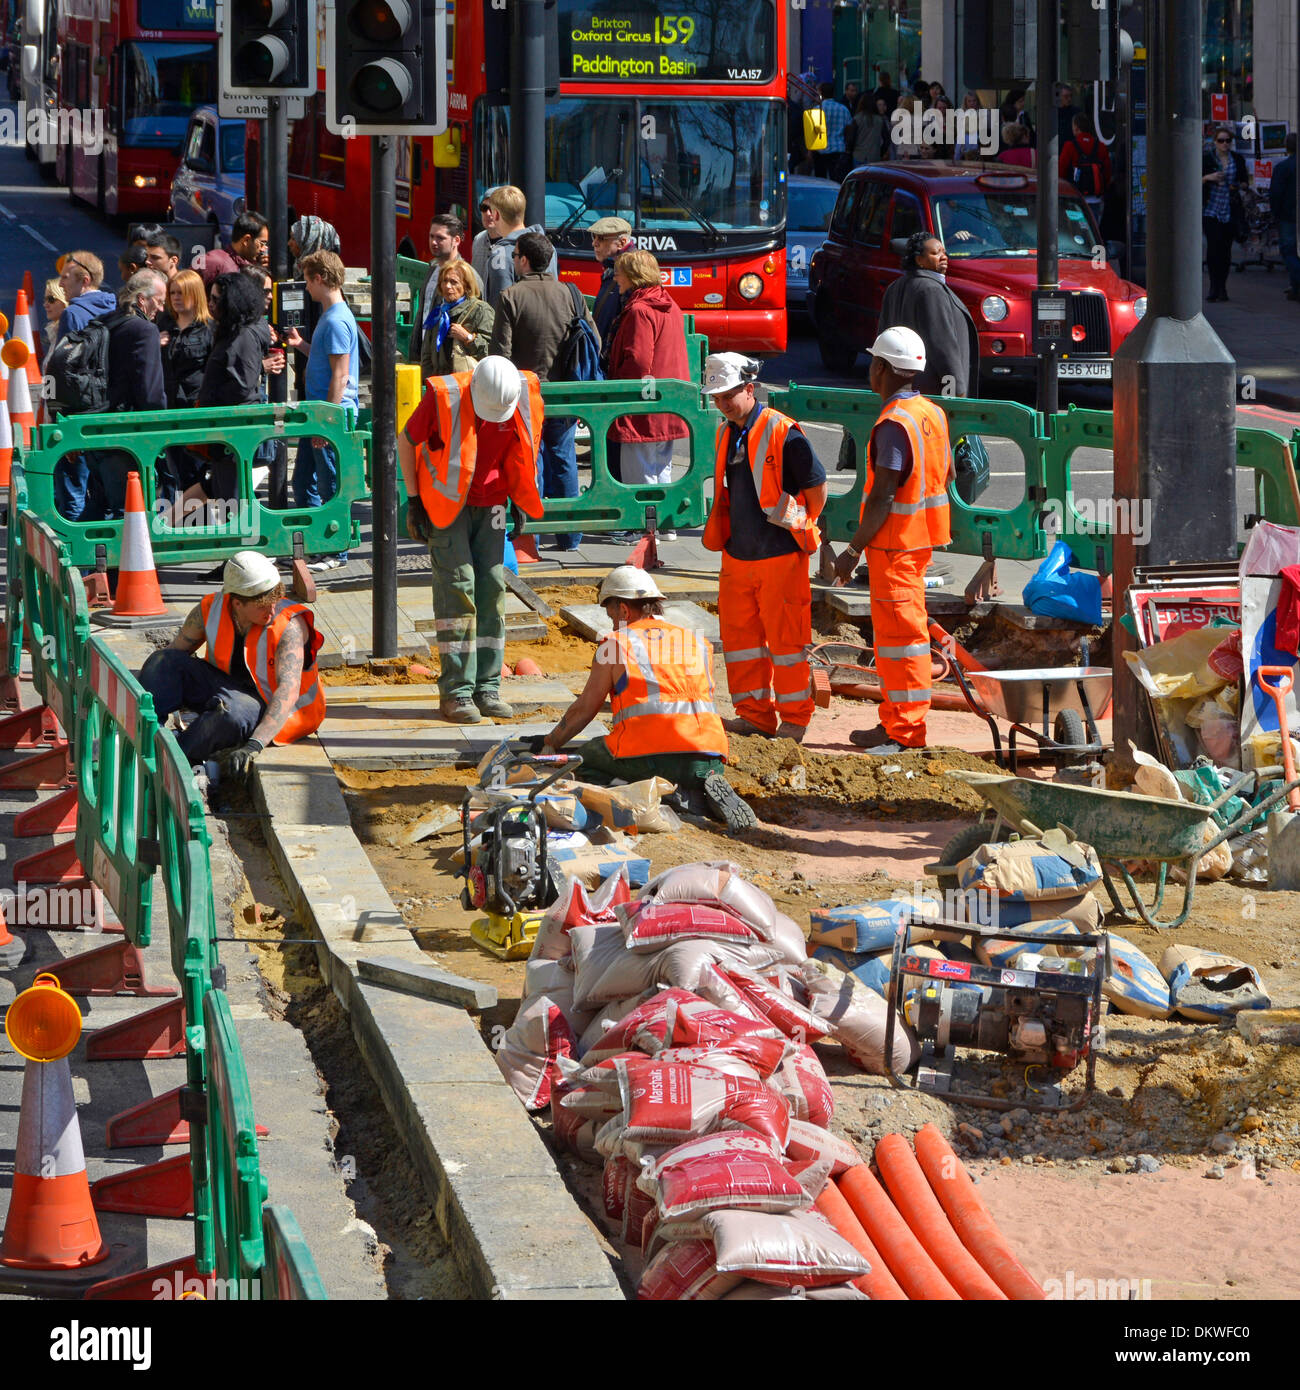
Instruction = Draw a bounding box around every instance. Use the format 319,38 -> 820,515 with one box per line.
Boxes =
666,996 -> 790,1078
644,1132 -> 808,1221
722,965 -> 832,1044
637,1239 -> 742,1301
621,901 -> 760,953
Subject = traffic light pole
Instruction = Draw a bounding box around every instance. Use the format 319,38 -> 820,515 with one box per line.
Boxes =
1111,0 -> 1237,762
512,0 -> 547,227
1034,0 -> 1060,417
266,95 -> 290,509
371,134 -> 399,660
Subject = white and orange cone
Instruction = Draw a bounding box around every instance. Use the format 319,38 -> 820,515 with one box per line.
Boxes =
3,338 -> 34,449
12,289 -> 40,388
0,350 -> 12,489
1,975 -> 107,1271
112,472 -> 167,618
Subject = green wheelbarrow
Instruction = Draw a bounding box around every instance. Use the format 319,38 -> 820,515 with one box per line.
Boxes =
947,768 -> 1300,930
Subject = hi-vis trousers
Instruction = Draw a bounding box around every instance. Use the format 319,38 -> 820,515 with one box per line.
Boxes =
719,549 -> 813,733
868,545 -> 931,747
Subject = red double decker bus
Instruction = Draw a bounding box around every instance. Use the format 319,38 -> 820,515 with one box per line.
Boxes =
58,0 -> 217,218
278,0 -> 789,352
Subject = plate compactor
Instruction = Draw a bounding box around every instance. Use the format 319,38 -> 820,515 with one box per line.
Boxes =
884,919 -> 1110,1114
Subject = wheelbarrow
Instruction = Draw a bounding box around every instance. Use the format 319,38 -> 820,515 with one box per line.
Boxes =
945,640 -> 1112,772
947,766 -> 1300,930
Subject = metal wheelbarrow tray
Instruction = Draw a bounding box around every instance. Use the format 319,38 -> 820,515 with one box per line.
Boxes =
952,768 -> 1300,930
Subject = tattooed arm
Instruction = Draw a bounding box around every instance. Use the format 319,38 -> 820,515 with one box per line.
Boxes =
250,615 -> 308,747
168,604 -> 208,653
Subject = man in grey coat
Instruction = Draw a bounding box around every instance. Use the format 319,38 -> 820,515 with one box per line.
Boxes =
472,184 -> 557,309
878,231 -> 979,397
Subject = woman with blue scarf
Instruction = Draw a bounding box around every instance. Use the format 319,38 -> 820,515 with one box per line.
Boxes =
419,260 -> 495,378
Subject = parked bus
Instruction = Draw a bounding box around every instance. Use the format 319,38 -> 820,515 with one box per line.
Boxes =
271,0 -> 789,352
57,0 -> 218,218
20,0 -> 58,170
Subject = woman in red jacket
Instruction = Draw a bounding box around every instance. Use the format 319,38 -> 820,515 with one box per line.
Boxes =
606,249 -> 690,538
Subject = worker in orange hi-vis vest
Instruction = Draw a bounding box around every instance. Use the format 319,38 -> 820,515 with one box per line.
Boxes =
701,352 -> 827,745
397,355 -> 545,724
834,326 -> 953,755
139,551 -> 325,776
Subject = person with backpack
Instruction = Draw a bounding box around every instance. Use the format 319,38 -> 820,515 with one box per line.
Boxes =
604,250 -> 689,536
55,249 -> 117,342
490,231 -> 598,551
1060,112 -> 1111,222
473,185 -> 557,310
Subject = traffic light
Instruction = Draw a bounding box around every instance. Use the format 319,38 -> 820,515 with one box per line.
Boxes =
220,0 -> 316,96
326,0 -> 448,136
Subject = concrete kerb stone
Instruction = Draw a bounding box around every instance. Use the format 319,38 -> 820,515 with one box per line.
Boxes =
251,739 -> 624,1300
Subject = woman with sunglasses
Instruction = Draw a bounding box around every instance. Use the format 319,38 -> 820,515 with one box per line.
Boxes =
41,280 -> 67,353
1202,125 -> 1251,303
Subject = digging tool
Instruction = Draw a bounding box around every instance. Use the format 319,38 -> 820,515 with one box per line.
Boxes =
1256,665 -> 1300,889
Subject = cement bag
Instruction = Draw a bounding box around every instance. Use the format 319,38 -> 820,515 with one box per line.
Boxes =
767,1044 -> 834,1128
653,1047 -> 763,1083
808,897 -> 939,954
959,831 -> 1102,902
569,776 -> 681,833
531,868 -> 630,961
1159,945 -> 1270,1023
720,964 -> 831,1043
636,1132 -> 807,1222
548,835 -> 651,891
987,892 -> 1104,933
974,919 -> 1082,969
495,994 -> 576,1109
619,901 -> 761,953
640,860 -> 810,963
525,956 -> 572,997
801,954 -> 919,1075
577,990 -> 658,1056
614,1059 -> 791,1150
693,963 -> 772,1020
580,988 -> 698,1063
720,1282 -> 869,1300
811,945 -> 892,998
702,1208 -> 872,1289
637,1239 -> 744,1301
1103,933 -> 1172,1019
783,1119 -> 861,1176
665,995 -> 790,1078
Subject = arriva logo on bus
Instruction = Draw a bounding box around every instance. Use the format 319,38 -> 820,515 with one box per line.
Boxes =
0,103 -> 104,156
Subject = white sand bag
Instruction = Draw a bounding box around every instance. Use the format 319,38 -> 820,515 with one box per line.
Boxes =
959,831 -> 1103,902
800,954 -> 919,1074
1102,933 -> 1172,1019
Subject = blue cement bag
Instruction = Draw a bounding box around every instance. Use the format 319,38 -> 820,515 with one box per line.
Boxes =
1023,540 -> 1103,627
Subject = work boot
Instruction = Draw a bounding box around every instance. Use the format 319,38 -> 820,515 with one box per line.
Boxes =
722,715 -> 772,738
702,772 -> 758,832
440,698 -> 482,724
849,726 -> 894,750
474,690 -> 514,719
776,722 -> 808,744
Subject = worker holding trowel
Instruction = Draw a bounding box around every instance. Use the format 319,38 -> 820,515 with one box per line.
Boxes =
532,566 -> 757,831
834,326 -> 953,755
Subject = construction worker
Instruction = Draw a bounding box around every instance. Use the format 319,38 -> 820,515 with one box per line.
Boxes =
140,551 -> 325,772
834,326 -> 953,754
537,566 -> 756,829
397,355 -> 545,723
701,352 -> 826,743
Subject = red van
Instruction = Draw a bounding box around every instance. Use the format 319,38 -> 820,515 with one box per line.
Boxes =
807,162 -> 1146,385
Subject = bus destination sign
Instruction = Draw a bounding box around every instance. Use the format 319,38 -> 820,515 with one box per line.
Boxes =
560,1 -> 773,83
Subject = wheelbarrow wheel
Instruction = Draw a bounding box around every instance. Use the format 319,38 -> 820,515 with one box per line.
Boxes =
934,821 -> 1014,896
1053,708 -> 1087,751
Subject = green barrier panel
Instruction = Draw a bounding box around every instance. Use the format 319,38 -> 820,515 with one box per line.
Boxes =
24,402 -> 365,571
1240,426 -> 1300,527
17,513 -> 84,734
260,1205 -> 328,1299
75,639 -> 158,946
204,986 -> 269,1288
1042,407 -> 1116,575
395,253 -> 431,363
3,456 -> 29,691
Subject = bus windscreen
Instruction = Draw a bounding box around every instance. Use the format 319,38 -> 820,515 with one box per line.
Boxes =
121,40 -> 216,147
559,0 -> 775,82
138,0 -> 217,29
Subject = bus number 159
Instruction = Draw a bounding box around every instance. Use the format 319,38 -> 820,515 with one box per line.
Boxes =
655,16 -> 696,43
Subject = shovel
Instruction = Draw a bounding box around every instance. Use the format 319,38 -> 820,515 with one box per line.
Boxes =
1256,665 -> 1300,889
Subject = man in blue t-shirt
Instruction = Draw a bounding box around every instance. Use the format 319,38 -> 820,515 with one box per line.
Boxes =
283,249 -> 359,570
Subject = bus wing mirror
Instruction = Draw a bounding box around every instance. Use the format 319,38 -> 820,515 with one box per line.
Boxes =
803,108 -> 828,153
21,44 -> 36,84
431,129 -> 461,169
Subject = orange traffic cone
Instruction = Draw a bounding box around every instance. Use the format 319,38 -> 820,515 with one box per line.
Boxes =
1,975 -> 108,1271
0,896 -> 23,967
3,338 -> 34,449
110,471 -> 168,619
0,350 -> 12,488
12,289 -> 40,389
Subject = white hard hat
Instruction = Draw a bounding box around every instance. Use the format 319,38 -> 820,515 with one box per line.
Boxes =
869,325 -> 927,373
223,551 -> 281,597
469,355 -> 522,423
702,351 -> 761,395
598,565 -> 666,604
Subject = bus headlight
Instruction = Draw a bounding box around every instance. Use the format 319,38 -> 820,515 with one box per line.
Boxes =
980,295 -> 1009,323
737,273 -> 763,300
1134,296 -> 1147,320
133,175 -> 158,189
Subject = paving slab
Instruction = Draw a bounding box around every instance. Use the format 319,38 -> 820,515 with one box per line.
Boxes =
561,599 -> 720,644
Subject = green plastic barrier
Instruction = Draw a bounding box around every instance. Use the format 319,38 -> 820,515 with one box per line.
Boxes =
75,639 -> 158,947
395,253 -> 431,363
260,1205 -> 328,1299
18,513 -> 85,736
1042,407 -> 1116,576
1240,426 -> 1300,527
204,986 -> 269,1287
23,402 -> 365,570
4,457 -> 29,694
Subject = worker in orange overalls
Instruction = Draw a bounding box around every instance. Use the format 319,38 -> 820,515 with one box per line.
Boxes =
834,326 -> 952,754
701,352 -> 827,744
397,356 -> 545,724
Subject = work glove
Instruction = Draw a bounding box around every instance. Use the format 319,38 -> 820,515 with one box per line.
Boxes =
218,738 -> 264,779
520,734 -> 549,755
509,502 -> 526,542
406,497 -> 433,544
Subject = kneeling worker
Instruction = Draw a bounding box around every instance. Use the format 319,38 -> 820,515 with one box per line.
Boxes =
140,551 -> 325,773
537,565 -> 757,830
398,355 -> 545,723
833,326 -> 952,754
